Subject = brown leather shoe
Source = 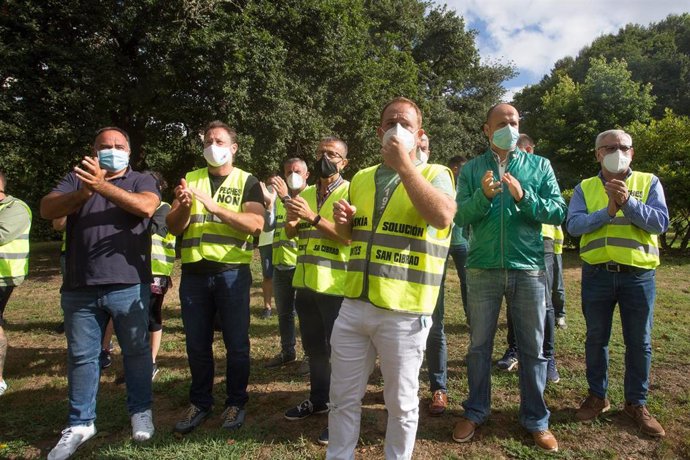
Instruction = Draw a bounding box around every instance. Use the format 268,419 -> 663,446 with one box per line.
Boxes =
623,402 -> 666,437
532,430 -> 558,452
452,418 -> 477,443
576,392 -> 611,422
428,390 -> 448,416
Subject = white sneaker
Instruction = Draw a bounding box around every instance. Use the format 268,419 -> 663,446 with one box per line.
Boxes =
131,409 -> 154,441
48,424 -> 96,460
0,379 -> 7,396
556,317 -> 568,329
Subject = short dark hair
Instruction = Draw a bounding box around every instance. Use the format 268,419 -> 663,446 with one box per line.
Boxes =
448,156 -> 467,169
380,97 -> 423,127
94,126 -> 130,148
204,120 -> 237,144
319,136 -> 348,157
517,133 -> 534,149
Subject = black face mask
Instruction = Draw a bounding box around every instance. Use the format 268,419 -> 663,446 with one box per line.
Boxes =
317,156 -> 339,179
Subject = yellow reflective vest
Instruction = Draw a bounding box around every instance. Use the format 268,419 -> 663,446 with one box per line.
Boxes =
292,182 -> 350,295
579,171 -> 659,269
345,164 -> 453,314
0,197 -> 31,285
541,224 -> 564,254
151,202 -> 176,276
272,199 -> 298,267
180,168 -> 254,265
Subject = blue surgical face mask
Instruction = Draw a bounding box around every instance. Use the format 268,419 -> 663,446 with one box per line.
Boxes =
98,148 -> 130,172
491,125 -> 520,151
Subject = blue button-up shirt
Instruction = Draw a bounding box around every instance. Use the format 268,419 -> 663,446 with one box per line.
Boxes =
566,169 -> 669,237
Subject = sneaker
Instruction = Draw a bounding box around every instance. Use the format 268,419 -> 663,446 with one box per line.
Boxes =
54,321 -> 65,334
284,399 -> 329,420
261,308 -> 272,319
623,402 -> 666,437
152,363 -> 160,381
317,427 -> 329,446
265,351 -> 296,368
556,317 -> 567,330
221,406 -> 246,430
297,357 -> 310,375
576,392 -> 611,422
532,429 -> 558,452
452,418 -> 477,443
547,358 -> 560,383
131,409 -> 154,442
0,379 -> 7,396
174,404 -> 211,434
99,349 -> 112,369
428,390 -> 448,416
497,348 -> 518,371
47,424 -> 96,460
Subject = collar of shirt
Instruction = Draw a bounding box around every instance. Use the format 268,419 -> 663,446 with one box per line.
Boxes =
317,174 -> 344,209
598,168 -> 633,184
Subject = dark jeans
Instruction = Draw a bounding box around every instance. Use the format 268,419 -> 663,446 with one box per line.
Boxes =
552,253 -> 566,318
179,266 -> 251,410
581,263 -> 655,405
273,268 -> 297,356
295,288 -> 342,407
426,260 -> 448,392
0,285 -> 15,327
506,253 -> 555,360
449,243 -> 469,320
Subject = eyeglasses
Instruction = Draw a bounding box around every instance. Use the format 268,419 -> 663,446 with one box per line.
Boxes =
319,150 -> 344,161
597,144 -> 632,154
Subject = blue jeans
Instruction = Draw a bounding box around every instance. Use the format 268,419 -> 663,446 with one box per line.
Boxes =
581,263 -> 655,405
180,266 -> 251,410
295,288 -> 342,407
62,284 -> 152,426
552,253 -> 566,318
505,252 -> 555,360
273,268 -> 297,356
463,269 -> 550,432
426,260 -> 448,392
449,243 -> 469,319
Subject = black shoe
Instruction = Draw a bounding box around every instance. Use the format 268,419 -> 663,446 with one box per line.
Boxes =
284,399 -> 329,421
318,427 -> 329,446
54,322 -> 65,334
265,352 -> 296,368
174,404 -> 212,434
152,363 -> 160,381
221,406 -> 246,430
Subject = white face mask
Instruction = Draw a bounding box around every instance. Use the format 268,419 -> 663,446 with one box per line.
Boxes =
417,148 -> 429,164
203,144 -> 231,167
286,172 -> 304,191
382,123 -> 417,154
602,149 -> 632,174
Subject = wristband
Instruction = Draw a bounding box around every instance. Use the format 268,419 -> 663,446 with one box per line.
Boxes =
312,215 -> 322,226
281,195 -> 290,203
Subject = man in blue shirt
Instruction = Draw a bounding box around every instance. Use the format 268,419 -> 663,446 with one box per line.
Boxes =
567,129 -> 668,437
41,127 -> 160,460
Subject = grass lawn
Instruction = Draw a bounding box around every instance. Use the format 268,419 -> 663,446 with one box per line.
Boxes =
1,241 -> 689,459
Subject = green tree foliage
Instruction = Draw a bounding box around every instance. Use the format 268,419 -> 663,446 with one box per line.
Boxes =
626,109 -> 690,251
0,0 -> 513,239
519,57 -> 654,189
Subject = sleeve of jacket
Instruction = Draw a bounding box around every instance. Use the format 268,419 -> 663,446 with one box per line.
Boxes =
515,158 -> 567,225
454,161 -> 491,227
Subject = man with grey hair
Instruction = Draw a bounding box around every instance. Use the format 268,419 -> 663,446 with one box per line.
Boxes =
567,129 -> 668,437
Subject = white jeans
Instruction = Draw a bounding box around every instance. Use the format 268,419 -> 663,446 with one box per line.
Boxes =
327,298 -> 432,460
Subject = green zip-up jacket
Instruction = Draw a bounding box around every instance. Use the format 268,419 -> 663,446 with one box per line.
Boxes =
455,148 -> 566,270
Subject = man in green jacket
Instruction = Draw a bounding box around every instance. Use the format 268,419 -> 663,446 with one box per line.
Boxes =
452,103 -> 567,452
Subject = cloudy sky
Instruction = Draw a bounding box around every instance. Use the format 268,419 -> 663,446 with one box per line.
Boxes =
442,0 -> 689,100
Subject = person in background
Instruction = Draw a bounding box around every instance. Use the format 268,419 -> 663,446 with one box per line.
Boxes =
568,129 -> 668,437
41,127 -> 159,459
257,176 -> 276,319
264,159 -> 310,375
0,170 -> 32,396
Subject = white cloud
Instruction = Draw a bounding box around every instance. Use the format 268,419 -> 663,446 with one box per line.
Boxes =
441,0 -> 689,85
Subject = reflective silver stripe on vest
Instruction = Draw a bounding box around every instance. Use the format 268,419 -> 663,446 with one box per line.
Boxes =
189,214 -> 206,224
151,253 -> 175,263
350,229 -> 446,259
0,252 -> 28,259
610,216 -> 632,226
181,234 -> 250,250
347,259 -> 442,286
553,239 -> 564,245
298,254 -> 348,271
273,240 -> 297,249
580,237 -> 659,256
300,229 -> 323,239
151,239 -> 174,249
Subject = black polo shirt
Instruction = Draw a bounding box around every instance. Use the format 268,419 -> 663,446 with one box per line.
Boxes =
53,168 -> 160,290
